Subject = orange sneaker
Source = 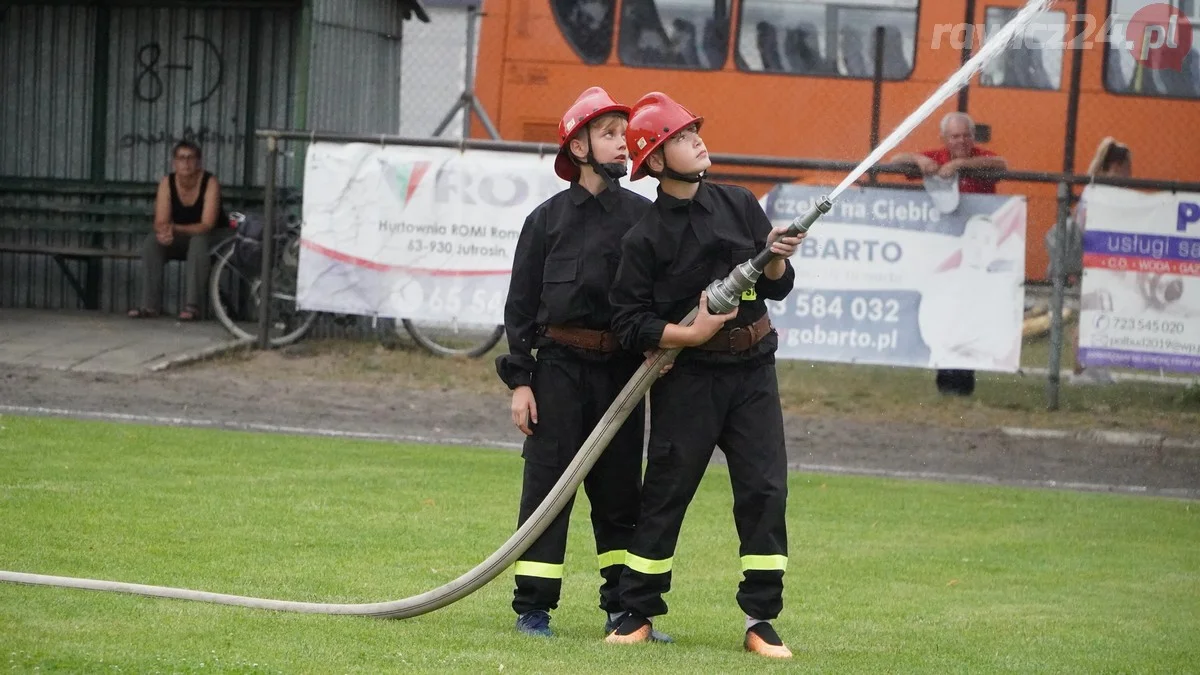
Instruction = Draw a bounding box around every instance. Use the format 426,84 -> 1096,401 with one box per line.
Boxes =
744,622 -> 793,659
605,613 -> 674,643
605,613 -> 653,644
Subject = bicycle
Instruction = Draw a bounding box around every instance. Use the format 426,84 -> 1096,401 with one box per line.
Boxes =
208,211 -> 505,358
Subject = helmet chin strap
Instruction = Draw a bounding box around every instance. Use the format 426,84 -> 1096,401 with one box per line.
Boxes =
584,142 -> 626,193
570,126 -> 628,193
659,154 -> 704,184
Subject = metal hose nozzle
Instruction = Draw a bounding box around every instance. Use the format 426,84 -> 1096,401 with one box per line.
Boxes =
706,196 -> 834,315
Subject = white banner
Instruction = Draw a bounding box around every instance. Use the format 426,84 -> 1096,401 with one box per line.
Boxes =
297,142 -> 1026,371
296,142 -> 658,326
1078,185 -> 1200,375
760,184 -> 1027,372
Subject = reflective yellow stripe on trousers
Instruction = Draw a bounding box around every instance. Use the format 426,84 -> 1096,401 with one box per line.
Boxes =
597,550 -> 627,570
513,561 -> 564,579
625,553 -> 673,575
741,554 -> 788,572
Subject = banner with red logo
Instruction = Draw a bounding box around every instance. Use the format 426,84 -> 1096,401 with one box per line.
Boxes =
1077,185 -> 1200,374
296,142 -> 658,326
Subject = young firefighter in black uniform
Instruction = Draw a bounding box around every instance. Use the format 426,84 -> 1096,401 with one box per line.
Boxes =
603,92 -> 804,659
495,86 -> 670,641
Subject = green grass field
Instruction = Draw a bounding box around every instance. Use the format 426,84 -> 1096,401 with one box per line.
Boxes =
1,415 -> 1197,673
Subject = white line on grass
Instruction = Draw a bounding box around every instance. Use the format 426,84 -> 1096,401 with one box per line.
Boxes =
779,461 -> 1198,500
3,404 -> 1194,499
0,404 -> 524,451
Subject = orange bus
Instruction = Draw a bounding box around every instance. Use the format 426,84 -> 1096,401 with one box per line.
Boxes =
471,0 -> 1200,280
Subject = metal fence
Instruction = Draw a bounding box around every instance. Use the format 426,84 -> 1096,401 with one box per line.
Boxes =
252,123 -> 1200,411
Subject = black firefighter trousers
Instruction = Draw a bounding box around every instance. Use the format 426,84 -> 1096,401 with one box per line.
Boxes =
617,361 -> 789,621
512,355 -> 645,616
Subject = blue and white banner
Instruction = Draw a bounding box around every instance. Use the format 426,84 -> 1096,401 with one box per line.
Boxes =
761,184 -> 1027,372
1077,185 -> 1200,374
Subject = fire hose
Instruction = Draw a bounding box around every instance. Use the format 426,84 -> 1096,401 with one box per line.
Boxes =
0,198 -> 833,618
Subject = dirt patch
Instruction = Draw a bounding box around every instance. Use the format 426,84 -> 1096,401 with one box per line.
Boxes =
2,345 -> 1196,500
206,338 -> 1200,437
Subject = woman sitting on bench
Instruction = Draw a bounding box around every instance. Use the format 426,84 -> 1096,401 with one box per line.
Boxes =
128,140 -> 228,321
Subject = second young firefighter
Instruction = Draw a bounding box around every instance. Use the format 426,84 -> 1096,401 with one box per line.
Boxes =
495,86 -> 669,641
604,92 -> 804,659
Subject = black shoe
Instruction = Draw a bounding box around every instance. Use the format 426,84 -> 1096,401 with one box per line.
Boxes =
936,369 -> 976,396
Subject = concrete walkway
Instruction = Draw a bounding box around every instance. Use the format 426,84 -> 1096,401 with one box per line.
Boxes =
0,309 -> 248,375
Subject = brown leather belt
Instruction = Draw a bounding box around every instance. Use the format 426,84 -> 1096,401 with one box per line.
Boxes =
543,325 -> 620,353
695,314 -> 772,353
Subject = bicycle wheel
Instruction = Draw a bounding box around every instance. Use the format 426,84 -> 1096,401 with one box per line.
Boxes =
401,319 -> 505,358
209,238 -> 316,347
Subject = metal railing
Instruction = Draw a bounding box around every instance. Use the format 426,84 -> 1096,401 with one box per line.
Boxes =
254,128 -> 1200,411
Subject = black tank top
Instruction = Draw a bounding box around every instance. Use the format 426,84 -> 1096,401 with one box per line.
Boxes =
169,171 -> 227,228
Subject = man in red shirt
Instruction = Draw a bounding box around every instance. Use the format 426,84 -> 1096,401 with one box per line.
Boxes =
892,111 -> 1009,192
891,111 -> 1009,396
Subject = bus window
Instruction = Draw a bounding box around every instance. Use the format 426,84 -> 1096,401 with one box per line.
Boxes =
618,0 -> 730,69
979,6 -> 1063,90
1104,0 -> 1200,98
736,0 -> 917,80
552,0 -> 616,65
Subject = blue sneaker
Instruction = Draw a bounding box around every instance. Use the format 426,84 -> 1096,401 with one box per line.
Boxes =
516,610 -> 553,637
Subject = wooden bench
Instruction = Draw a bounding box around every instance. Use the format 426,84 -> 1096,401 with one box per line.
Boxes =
0,178 -> 295,310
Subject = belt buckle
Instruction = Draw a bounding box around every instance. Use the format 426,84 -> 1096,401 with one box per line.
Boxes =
593,331 -> 605,352
728,327 -> 742,353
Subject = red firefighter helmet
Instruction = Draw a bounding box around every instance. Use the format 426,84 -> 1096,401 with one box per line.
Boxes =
626,91 -> 704,180
554,87 -> 631,181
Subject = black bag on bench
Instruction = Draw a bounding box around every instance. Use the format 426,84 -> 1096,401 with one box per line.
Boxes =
228,210 -> 291,276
